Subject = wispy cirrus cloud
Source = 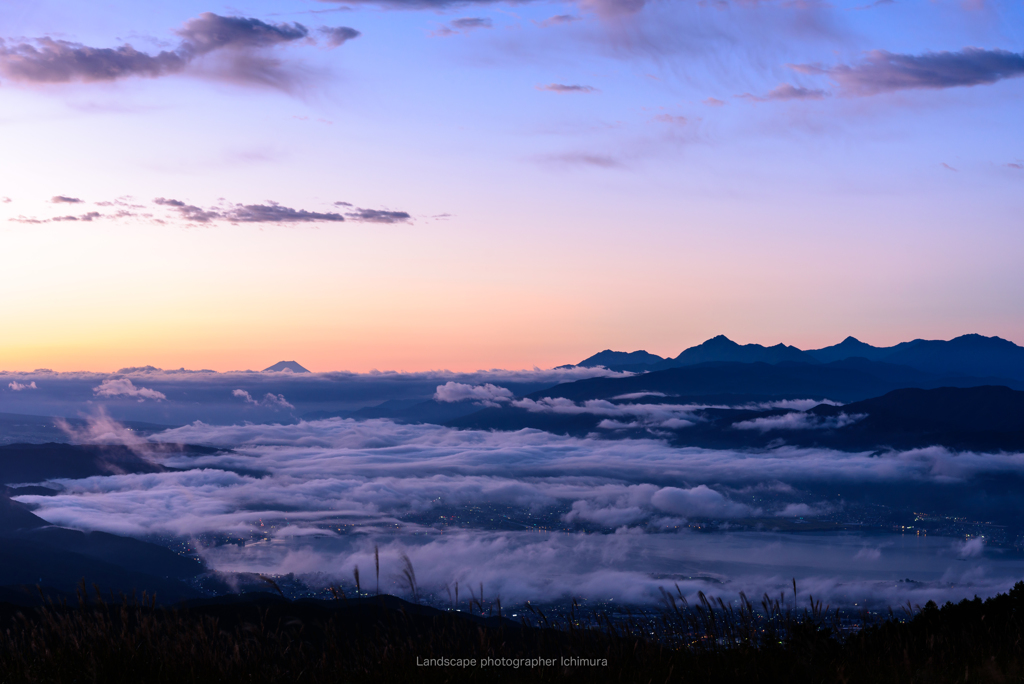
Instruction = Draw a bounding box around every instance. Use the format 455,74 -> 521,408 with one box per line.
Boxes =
792,48 -> 1024,95
738,83 -> 830,102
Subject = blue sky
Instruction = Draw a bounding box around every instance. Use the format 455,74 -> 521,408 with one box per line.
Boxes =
0,0 -> 1021,371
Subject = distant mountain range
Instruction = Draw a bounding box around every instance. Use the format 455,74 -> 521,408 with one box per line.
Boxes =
572,334 -> 1024,381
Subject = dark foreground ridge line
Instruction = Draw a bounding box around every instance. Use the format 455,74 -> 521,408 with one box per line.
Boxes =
1,581 -> 1024,682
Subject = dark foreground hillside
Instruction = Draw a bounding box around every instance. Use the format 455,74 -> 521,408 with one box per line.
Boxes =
2,582 -> 1024,683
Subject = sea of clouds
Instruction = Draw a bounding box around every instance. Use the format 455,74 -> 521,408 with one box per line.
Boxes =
0,367 -> 627,425
14,416 -> 1024,609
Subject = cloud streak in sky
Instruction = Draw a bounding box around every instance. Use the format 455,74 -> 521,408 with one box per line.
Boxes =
794,48 -> 1024,95
538,83 -> 597,93
738,83 -> 830,102
343,208 -> 412,224
319,27 -> 362,47
174,14 -> 308,55
154,198 -> 347,224
0,12 -> 355,89
434,18 -> 493,37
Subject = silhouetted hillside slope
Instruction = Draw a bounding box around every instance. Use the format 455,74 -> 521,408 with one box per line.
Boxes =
0,443 -> 171,485
449,384 -> 1024,452
523,360 -> 1019,404
812,385 -> 1024,451
0,488 -> 202,602
0,488 -> 48,531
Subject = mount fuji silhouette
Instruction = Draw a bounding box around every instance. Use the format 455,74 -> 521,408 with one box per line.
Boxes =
263,361 -> 310,373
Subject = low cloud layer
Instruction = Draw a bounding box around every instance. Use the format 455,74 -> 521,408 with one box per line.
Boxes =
0,365 -> 627,426
92,378 -> 166,402
434,381 -> 513,406
232,389 -> 295,410
733,412 -> 864,432
511,397 -> 702,430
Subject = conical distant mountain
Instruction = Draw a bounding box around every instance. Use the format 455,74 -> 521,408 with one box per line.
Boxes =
263,361 -> 310,373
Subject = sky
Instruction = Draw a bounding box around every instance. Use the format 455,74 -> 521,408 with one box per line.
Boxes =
1,0 -> 1022,372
